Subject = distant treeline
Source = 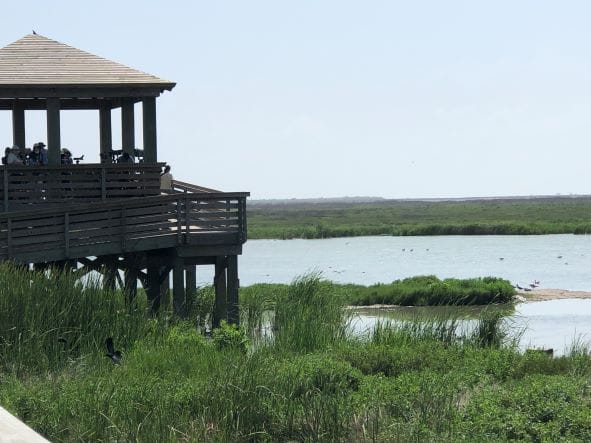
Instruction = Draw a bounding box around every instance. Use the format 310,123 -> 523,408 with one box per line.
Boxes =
248,197 -> 591,239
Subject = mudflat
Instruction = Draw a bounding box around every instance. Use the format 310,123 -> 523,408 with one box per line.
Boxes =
520,288 -> 591,301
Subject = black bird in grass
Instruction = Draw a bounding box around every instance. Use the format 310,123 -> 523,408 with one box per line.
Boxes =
105,337 -> 122,364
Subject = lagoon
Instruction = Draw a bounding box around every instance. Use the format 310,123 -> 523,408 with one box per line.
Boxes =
239,234 -> 591,290
237,234 -> 591,354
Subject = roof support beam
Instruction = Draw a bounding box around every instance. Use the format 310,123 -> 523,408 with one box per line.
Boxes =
46,98 -> 61,166
121,99 -> 135,157
0,87 -> 164,99
99,103 -> 113,163
11,100 -> 25,149
142,97 -> 157,163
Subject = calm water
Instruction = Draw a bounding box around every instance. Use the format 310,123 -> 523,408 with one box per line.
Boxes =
351,299 -> 591,356
239,234 -> 591,289
235,234 -> 591,354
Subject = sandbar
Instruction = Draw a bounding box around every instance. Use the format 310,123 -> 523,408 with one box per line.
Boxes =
519,288 -> 591,301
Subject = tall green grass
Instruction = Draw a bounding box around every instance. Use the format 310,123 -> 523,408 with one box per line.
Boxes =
274,274 -> 350,352
1,267 -> 590,441
346,275 -> 516,306
0,262 -> 152,374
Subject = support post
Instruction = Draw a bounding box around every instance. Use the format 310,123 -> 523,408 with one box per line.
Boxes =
102,255 -> 118,291
185,265 -> 197,313
121,99 -> 135,157
124,255 -> 138,306
160,272 -> 170,310
227,255 -> 239,325
12,100 -> 25,149
146,253 -> 162,314
46,98 -> 61,166
172,256 -> 185,317
99,102 -> 113,163
212,256 -> 227,328
142,97 -> 157,163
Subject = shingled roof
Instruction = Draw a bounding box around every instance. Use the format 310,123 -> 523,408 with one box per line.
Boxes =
0,34 -> 175,91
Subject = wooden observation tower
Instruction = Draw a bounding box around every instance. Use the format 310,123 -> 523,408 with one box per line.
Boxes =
0,34 -> 249,325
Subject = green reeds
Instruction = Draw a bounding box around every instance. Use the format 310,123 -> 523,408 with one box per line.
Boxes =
0,262 -> 150,374
2,269 -> 591,441
470,310 -> 507,348
273,274 -> 350,352
239,283 -> 280,335
348,275 -> 516,306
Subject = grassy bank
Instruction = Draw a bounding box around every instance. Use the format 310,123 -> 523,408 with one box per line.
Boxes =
243,275 -> 516,308
248,196 -> 591,239
0,266 -> 589,441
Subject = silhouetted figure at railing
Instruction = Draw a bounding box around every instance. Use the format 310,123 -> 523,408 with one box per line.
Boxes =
160,165 -> 172,190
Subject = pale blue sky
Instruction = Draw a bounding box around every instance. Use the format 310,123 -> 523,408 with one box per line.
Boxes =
2,1 -> 591,199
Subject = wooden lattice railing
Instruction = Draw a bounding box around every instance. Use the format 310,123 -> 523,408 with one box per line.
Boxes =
0,190 -> 249,263
0,163 -> 165,210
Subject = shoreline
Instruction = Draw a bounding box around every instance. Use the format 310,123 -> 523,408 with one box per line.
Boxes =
519,288 -> 591,301
349,288 -> 591,310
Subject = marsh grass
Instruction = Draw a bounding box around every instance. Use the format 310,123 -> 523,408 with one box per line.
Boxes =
347,275 -> 516,306
1,267 -> 590,441
273,274 -> 351,352
248,197 -> 591,239
239,283 -> 279,336
0,262 -> 151,374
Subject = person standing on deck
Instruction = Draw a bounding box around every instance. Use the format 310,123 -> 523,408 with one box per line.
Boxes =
160,165 -> 173,190
33,142 -> 48,165
6,146 -> 23,164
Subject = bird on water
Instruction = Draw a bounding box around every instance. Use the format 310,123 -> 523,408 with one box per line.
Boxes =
105,337 -> 122,364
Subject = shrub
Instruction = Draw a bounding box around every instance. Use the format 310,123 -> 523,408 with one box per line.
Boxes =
211,321 -> 249,352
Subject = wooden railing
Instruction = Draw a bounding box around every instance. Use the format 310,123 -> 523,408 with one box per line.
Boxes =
0,163 -> 165,211
0,191 -> 249,263
171,179 -> 221,194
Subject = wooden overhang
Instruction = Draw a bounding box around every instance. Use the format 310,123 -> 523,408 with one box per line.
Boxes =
0,34 -> 176,109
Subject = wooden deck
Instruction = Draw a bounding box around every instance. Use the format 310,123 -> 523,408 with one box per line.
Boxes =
0,191 -> 248,264
0,172 -> 248,264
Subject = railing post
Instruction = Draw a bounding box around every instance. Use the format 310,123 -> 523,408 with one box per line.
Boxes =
176,197 -> 182,244
184,194 -> 190,241
121,207 -> 127,251
239,197 -> 247,242
3,168 -> 8,212
64,212 -> 70,257
6,218 -> 12,258
101,167 -> 106,200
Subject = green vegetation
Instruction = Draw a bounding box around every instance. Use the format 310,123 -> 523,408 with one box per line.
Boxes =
1,265 -> 590,441
244,275 -> 516,308
248,196 -> 591,239
345,275 -> 515,306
